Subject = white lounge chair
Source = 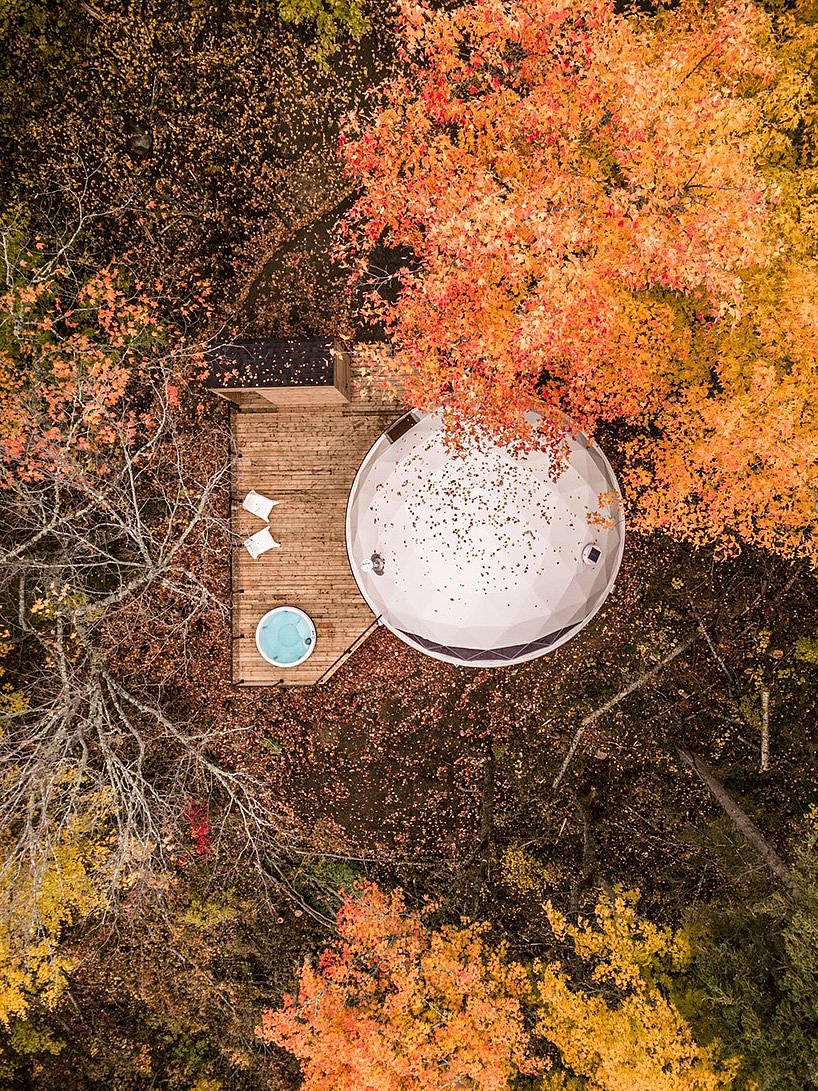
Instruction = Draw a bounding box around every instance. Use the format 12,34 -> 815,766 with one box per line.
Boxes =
243,527 -> 280,559
242,489 -> 278,522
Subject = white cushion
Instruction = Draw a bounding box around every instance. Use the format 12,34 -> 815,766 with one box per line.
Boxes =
243,527 -> 280,559
242,490 -> 278,522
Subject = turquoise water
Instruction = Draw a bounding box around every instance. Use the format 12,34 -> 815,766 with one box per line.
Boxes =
257,608 -> 315,666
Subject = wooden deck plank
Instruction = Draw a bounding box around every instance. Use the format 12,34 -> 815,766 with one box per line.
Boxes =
230,399 -> 402,686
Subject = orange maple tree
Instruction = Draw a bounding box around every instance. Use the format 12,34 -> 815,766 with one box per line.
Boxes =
343,0 -> 776,450
0,241 -> 209,488
257,882 -> 534,1090
342,0 -> 818,562
0,261 -> 160,485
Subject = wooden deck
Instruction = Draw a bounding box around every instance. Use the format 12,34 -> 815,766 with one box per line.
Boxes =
230,392 -> 402,685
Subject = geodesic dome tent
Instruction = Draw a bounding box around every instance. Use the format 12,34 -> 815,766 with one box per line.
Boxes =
345,409 -> 625,667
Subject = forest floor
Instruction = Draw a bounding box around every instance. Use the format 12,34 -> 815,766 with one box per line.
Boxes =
183,521 -> 817,933
226,24 -> 394,341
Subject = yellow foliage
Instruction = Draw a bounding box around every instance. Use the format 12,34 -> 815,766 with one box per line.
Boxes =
0,630 -> 26,738
545,889 -> 688,991
628,5 -> 818,564
182,892 -> 239,930
634,257 -> 818,563
188,1080 -> 223,1091
4,1018 -> 64,1057
500,843 -> 565,893
0,804 -> 111,1025
535,891 -> 738,1091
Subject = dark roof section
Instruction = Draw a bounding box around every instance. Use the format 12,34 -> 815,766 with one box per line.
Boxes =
205,339 -> 335,389
399,623 -> 580,663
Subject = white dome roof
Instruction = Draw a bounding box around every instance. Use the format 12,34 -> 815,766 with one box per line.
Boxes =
346,410 -> 625,666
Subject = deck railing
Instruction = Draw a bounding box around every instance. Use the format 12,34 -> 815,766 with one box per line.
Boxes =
306,617 -> 381,687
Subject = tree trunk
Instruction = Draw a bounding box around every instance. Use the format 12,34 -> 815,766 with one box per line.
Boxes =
553,636 -> 697,788
760,689 -> 770,771
478,749 -> 495,885
675,745 -> 791,886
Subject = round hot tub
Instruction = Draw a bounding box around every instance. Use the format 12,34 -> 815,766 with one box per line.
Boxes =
255,607 -> 316,668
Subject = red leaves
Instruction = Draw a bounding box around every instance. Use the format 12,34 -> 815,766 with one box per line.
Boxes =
182,799 -> 211,856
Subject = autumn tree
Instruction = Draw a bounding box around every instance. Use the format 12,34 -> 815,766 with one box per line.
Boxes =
258,882 -> 534,1089
343,0 -> 775,440
0,791 -> 111,1028
259,881 -> 736,1090
536,891 -> 738,1090
343,0 -> 818,561
0,229 -> 285,911
626,0 -> 818,562
0,866 -> 307,1090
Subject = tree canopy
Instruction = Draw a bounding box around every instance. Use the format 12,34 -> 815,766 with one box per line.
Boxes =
260,881 -> 737,1090
343,0 -> 818,562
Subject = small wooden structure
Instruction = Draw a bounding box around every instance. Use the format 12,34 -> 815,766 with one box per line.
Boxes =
218,339 -> 406,686
206,338 -> 351,409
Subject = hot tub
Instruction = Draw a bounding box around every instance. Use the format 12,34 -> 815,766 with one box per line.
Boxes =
255,607 -> 316,668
